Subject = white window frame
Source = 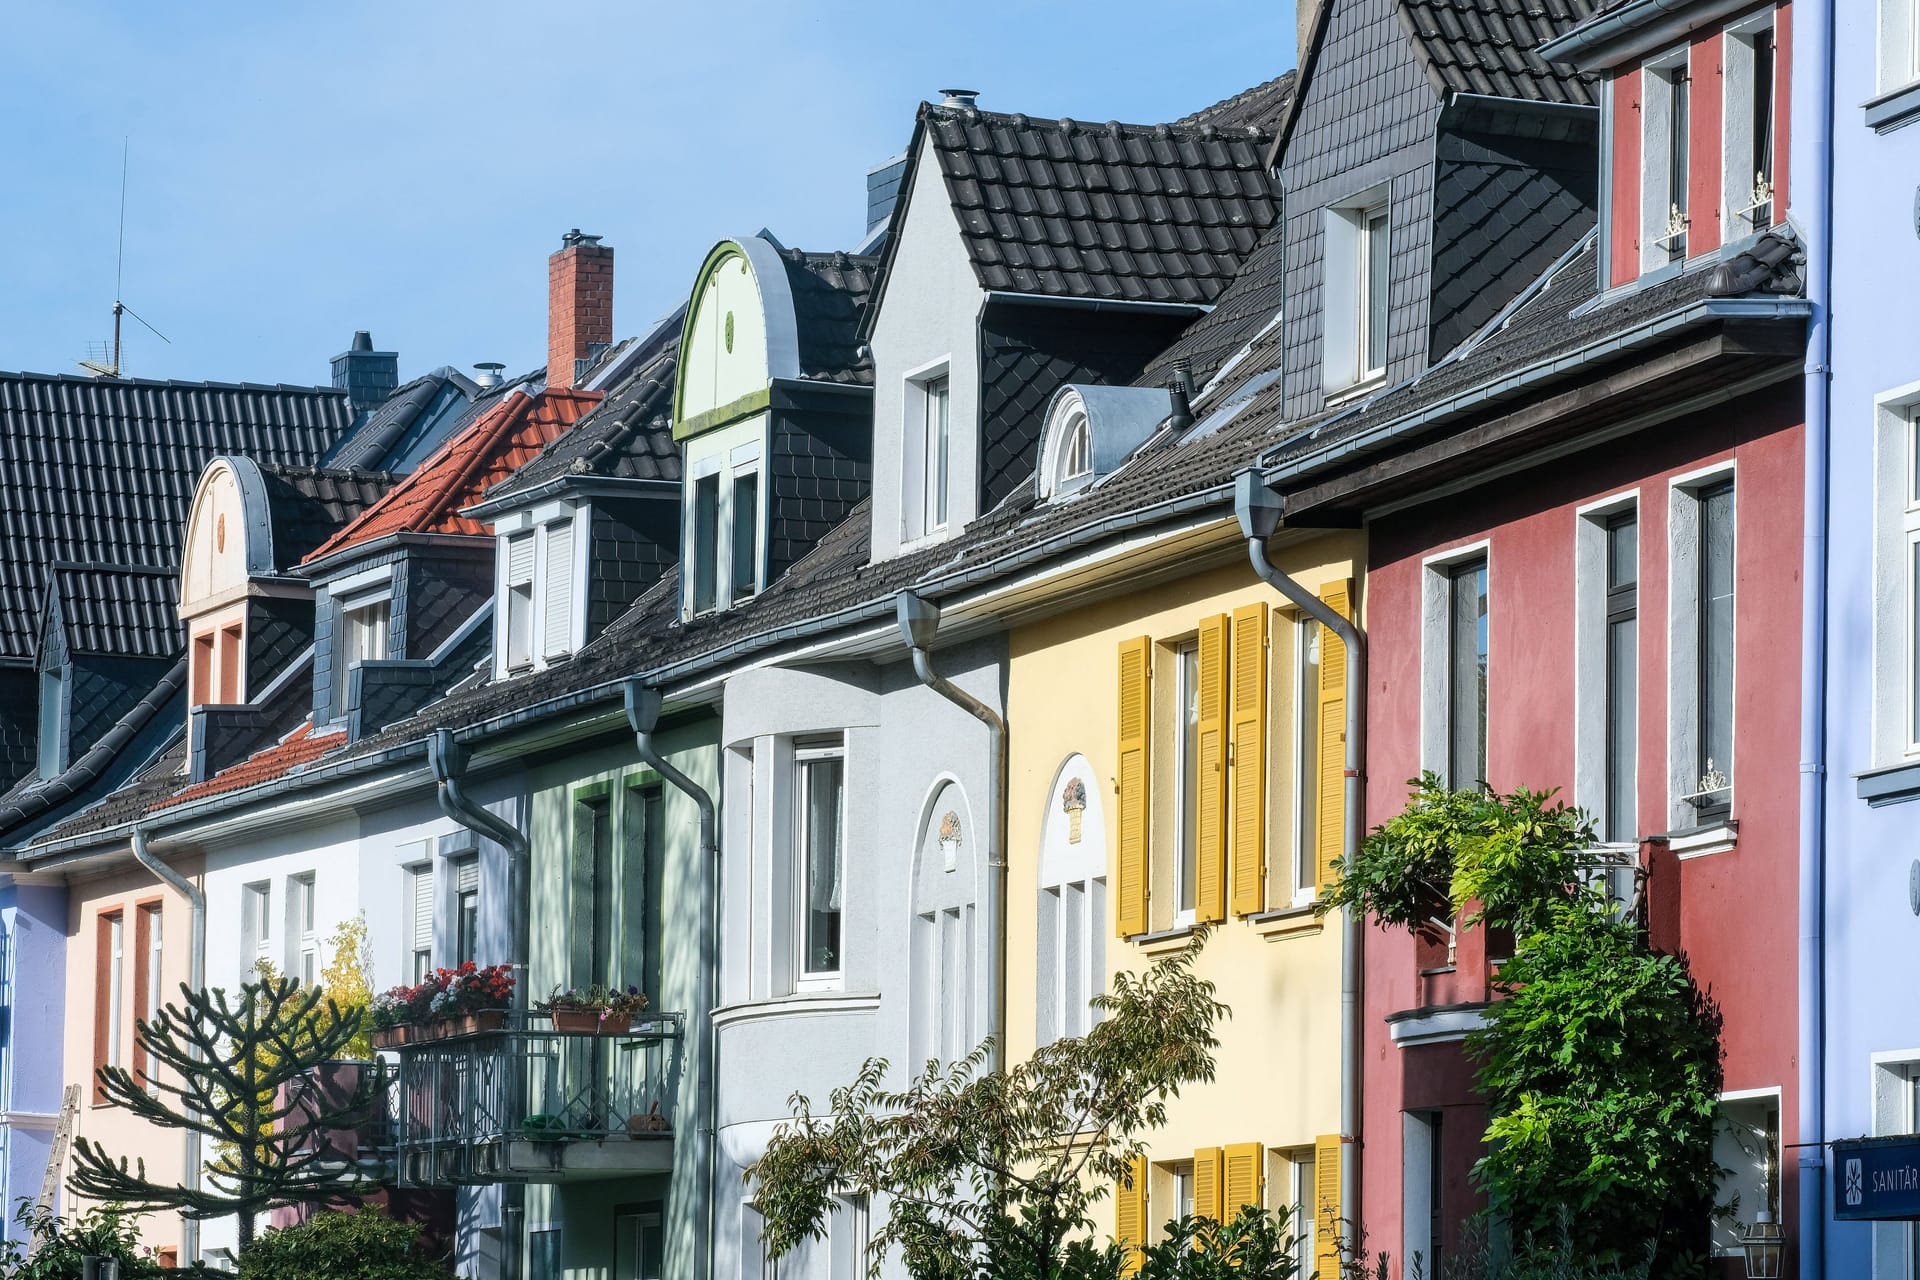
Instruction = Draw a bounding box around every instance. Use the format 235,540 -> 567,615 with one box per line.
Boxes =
1291,614 -> 1322,906
794,740 -> 847,991
1641,47 -> 1693,273
502,530 -> 536,672
1882,0 -> 1920,95
1171,638 -> 1201,928
537,513 -> 581,662
1420,541 -> 1492,790
332,583 -> 392,717
106,913 -> 125,1069
287,872 -> 317,985
145,904 -> 163,1022
1711,1087 -> 1782,1259
1871,1049 -> 1920,1279
1722,11 -> 1778,237
1170,1162 -> 1195,1227
1290,1153 -> 1317,1274
453,855 -> 480,967
1668,463 -> 1738,831
1574,492 -> 1641,842
900,359 -> 954,545
1322,188 -> 1391,396
241,880 -> 272,981
1037,757 -> 1106,1046
38,667 -> 65,778
405,860 -> 435,982
1873,386 -> 1920,766
683,436 -> 765,618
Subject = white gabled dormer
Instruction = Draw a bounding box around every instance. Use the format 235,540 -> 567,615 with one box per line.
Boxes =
488,498 -> 588,677
865,132 -> 984,563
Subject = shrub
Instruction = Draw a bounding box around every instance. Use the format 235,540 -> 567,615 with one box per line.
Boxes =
235,1207 -> 450,1280
0,1200 -> 199,1279
1134,1205 -> 1301,1279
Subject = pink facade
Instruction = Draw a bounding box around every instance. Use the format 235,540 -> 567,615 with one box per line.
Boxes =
1358,389 -> 1805,1274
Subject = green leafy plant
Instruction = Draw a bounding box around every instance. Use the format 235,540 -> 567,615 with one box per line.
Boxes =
318,914 -> 376,1060
235,1207 -> 451,1280
750,936 -> 1227,1280
0,1199 -> 213,1279
1134,1204 -> 1301,1279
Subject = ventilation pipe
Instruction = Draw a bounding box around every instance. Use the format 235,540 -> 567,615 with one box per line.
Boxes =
622,681 -> 720,1280
131,827 -> 205,1265
426,730 -> 529,1280
895,590 -> 1007,1068
473,362 -> 505,389
1233,470 -> 1365,1250
1168,359 -> 1195,435
938,88 -> 980,109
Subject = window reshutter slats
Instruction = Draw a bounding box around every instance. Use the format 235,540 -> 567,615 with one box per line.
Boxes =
1115,1153 -> 1148,1275
1116,636 -> 1153,938
410,868 -> 434,951
542,521 -> 575,658
1223,1142 -> 1263,1216
1314,1134 -> 1343,1276
505,532 -> 535,586
1316,580 -> 1353,892
1193,1146 -> 1223,1223
456,857 -> 479,894
1230,603 -> 1269,916
1195,615 -> 1229,924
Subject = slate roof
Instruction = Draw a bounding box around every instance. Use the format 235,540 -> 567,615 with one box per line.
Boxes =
43,564 -> 178,661
898,102 -> 1282,309
0,372 -> 354,664
1397,0 -> 1599,106
301,388 -> 601,565
481,349 -> 681,504
323,368 -> 479,473
255,465 -> 401,567
781,250 -> 879,385
1175,71 -> 1300,134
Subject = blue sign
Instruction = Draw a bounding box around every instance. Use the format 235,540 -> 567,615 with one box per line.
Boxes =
1835,1136 -> 1920,1221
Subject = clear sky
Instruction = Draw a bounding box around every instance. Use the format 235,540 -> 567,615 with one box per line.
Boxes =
0,3 -> 1295,389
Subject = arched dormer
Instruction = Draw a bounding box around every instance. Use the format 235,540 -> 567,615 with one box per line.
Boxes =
180,458 -> 278,710
1036,384 -> 1174,501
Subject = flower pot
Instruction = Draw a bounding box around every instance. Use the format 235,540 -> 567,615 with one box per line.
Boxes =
371,1026 -> 407,1050
599,1012 -> 633,1036
470,1009 -> 506,1034
550,1009 -> 602,1034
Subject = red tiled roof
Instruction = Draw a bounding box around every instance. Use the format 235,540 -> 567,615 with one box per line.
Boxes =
301,388 -> 601,564
158,722 -> 345,810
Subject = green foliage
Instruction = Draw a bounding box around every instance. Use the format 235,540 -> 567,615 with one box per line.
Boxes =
749,936 -> 1228,1280
319,914 -> 377,1061
0,1200 -> 208,1279
1469,911 -> 1722,1273
1318,775 -> 1595,934
1134,1205 -> 1301,1280
236,1207 -> 450,1280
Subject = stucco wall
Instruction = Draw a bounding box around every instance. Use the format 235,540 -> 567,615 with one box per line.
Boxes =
1,879 -> 68,1244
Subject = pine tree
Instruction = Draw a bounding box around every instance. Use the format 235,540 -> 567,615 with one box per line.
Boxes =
68,976 -> 377,1249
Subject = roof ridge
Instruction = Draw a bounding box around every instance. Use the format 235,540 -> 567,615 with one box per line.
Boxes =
0,369 -> 347,396
50,560 -> 176,576
917,100 -> 1272,139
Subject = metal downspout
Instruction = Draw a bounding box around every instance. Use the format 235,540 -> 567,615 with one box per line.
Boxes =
131,827 -> 205,1265
1234,473 -> 1366,1253
1796,0 -> 1836,1274
427,730 -> 530,1280
621,682 -> 720,1280
894,591 -> 1009,1069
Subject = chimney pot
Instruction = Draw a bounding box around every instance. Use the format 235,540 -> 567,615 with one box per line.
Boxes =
548,230 -> 614,391
473,362 -> 505,389
939,88 -> 980,109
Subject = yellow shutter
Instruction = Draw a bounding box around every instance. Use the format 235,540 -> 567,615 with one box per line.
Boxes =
1115,1153 -> 1148,1274
1316,580 -> 1353,893
1193,1146 -> 1223,1223
1195,615 -> 1229,924
1314,1134 -> 1343,1276
1224,1142 -> 1264,1216
1117,637 -> 1153,937
1230,603 -> 1269,916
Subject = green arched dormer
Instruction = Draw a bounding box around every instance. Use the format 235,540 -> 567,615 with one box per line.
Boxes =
673,236 -> 803,441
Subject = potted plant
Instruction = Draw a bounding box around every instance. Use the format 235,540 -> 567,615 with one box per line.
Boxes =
602,984 -> 649,1035
369,987 -> 414,1049
540,984 -> 649,1034
428,962 -> 515,1037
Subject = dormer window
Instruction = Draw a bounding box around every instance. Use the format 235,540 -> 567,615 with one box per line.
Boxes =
333,592 -> 390,714
922,375 -> 950,534
38,667 -> 65,777
504,533 -> 535,671
1054,411 -> 1092,491
683,445 -> 764,618
1642,54 -> 1691,269
494,513 -> 582,677
901,366 -> 953,543
1323,194 -> 1390,394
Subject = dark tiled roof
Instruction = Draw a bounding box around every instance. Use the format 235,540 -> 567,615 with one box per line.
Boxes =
1175,71 -> 1300,134
1141,221 -> 1288,391
323,368 -> 478,472
256,465 -> 401,566
1396,0 -> 1598,106
916,103 -> 1281,306
45,564 -> 178,661
781,250 -> 879,385
0,372 -> 353,664
482,350 -> 682,502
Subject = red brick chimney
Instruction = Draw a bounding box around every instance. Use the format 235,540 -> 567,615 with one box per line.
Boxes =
548,229 -> 613,390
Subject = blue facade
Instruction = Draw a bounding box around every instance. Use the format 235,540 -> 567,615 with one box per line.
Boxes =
0,879 -> 69,1243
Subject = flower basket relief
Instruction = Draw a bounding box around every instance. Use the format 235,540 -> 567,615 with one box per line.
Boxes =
539,984 -> 649,1035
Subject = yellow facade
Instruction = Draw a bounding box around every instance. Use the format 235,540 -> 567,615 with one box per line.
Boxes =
1006,530 -> 1361,1267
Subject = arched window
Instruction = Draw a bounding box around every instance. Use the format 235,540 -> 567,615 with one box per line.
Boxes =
911,780 -> 979,1067
1037,754 -> 1107,1046
1054,411 -> 1092,488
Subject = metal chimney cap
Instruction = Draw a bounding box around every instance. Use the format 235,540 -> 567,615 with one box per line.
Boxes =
472,361 -> 505,388
561,228 -> 604,249
939,88 -> 980,109
350,330 -> 373,352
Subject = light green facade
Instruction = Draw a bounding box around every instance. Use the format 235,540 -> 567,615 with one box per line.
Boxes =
520,714 -> 720,1280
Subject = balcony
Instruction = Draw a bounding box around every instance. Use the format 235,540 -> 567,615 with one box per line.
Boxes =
392,1012 -> 684,1185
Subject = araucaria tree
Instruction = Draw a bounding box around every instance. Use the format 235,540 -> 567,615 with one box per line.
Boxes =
69,976 -> 378,1248
1321,775 -> 1725,1275
750,939 -> 1229,1280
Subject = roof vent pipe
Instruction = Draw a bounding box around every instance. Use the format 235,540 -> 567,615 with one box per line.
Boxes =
939,88 -> 980,109
473,362 -> 505,389
1168,358 -> 1195,434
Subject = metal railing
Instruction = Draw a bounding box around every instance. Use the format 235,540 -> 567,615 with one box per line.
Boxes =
391,1012 -> 683,1185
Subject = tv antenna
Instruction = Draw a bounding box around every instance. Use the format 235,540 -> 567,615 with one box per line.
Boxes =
78,139 -> 169,378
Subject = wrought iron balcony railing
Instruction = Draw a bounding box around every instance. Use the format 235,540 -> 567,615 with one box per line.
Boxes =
392,1011 -> 683,1185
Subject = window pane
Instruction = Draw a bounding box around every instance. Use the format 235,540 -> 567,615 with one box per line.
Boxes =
507,582 -> 534,669
1751,31 -> 1774,229
732,471 -> 759,600
588,797 -> 614,988
1366,212 -> 1390,372
693,474 -> 719,613
1297,620 -> 1319,895
1669,70 -> 1690,260
1910,538 -> 1920,747
802,756 -> 845,975
1606,616 -> 1637,841
457,889 -> 479,967
1178,643 -> 1200,913
925,379 -> 950,530
1698,483 -> 1736,799
1448,561 -> 1489,790
1607,516 -> 1638,593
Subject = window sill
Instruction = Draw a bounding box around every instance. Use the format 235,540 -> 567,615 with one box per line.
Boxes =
1248,903 -> 1323,941
1134,923 -> 1203,955
1384,1001 -> 1490,1048
711,991 -> 881,1030
1858,759 -> 1920,807
1323,375 -> 1386,408
1663,821 -> 1739,860
1865,81 -> 1920,133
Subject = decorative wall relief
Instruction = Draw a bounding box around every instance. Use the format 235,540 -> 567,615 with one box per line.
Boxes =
1062,776 -> 1087,843
939,810 -> 962,872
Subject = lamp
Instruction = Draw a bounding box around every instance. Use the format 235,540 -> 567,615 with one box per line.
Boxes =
1740,1209 -> 1784,1279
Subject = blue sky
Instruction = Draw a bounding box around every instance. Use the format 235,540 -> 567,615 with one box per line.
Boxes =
0,3 -> 1294,388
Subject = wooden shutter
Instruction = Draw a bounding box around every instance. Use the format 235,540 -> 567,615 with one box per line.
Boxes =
1115,1153 -> 1148,1274
542,520 -> 575,658
1314,1134 -> 1343,1276
1230,603 -> 1269,916
1224,1142 -> 1264,1215
1195,615 -> 1229,923
1316,580 -> 1353,892
1193,1146 -> 1223,1222
1116,637 -> 1153,937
